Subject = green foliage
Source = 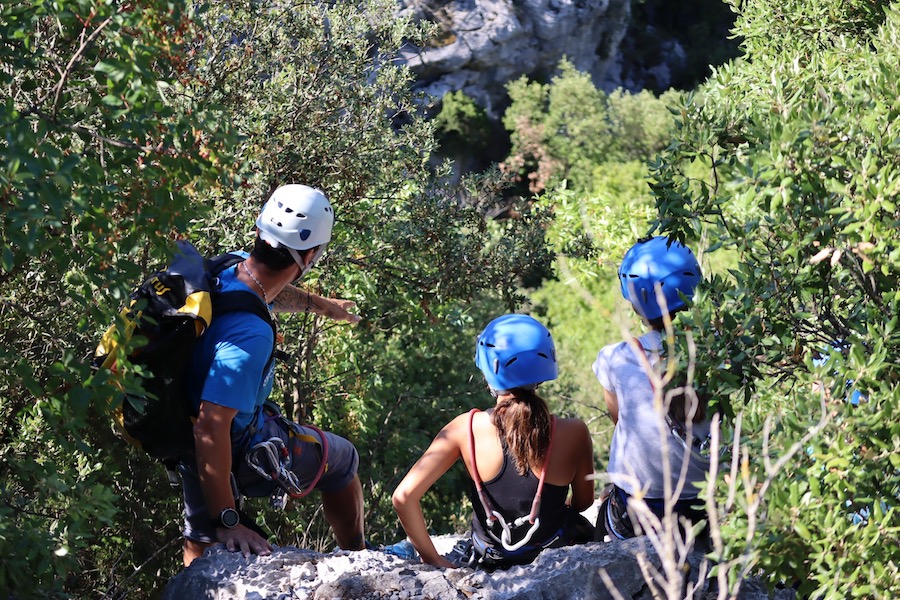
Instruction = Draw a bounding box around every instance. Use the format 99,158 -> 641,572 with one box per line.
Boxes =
502,60 -> 679,192
739,379 -> 899,598
1,0 -> 235,596
1,1 -> 555,597
650,0 -> 900,595
733,0 -> 890,58
607,89 -> 684,165
186,0 -> 435,205
531,163 -> 657,429
542,65 -> 612,189
434,90 -> 494,157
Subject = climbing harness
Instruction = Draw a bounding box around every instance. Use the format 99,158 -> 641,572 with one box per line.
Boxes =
244,421 -> 329,510
466,408 -> 557,552
665,414 -> 717,464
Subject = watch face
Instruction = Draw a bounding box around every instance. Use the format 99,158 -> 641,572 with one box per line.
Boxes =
220,508 -> 239,528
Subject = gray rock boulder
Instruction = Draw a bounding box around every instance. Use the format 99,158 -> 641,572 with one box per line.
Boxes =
163,536 -> 795,599
397,0 -> 632,116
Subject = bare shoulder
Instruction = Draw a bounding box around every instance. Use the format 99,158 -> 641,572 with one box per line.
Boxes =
444,412 -> 466,428
555,417 -> 592,447
440,411 -> 479,440
555,417 -> 589,434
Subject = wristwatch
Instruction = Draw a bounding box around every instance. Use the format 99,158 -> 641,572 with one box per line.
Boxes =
213,507 -> 240,529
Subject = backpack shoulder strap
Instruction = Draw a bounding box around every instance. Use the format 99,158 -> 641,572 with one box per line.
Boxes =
213,291 -> 275,334
204,251 -> 274,333
528,415 -> 556,524
207,252 -> 246,277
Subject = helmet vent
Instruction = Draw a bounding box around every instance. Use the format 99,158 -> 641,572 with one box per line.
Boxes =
493,359 -> 500,374
641,289 -> 649,302
505,357 -> 518,367
536,353 -> 549,359
284,207 -> 294,214
299,230 -> 311,241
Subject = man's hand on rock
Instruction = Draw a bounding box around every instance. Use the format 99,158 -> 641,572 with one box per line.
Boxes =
217,524 -> 273,558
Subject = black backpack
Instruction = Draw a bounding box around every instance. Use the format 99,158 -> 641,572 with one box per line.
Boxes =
93,240 -> 275,463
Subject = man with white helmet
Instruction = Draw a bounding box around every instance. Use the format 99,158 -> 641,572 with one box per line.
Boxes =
180,184 -> 366,566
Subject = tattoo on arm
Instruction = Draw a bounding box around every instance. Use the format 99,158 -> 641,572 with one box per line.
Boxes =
272,285 -> 321,314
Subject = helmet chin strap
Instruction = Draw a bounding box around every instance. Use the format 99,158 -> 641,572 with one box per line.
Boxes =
286,245 -> 325,278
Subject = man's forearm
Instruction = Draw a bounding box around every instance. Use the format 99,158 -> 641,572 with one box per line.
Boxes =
272,285 -> 360,324
195,437 -> 236,517
272,284 -> 321,314
193,406 -> 239,517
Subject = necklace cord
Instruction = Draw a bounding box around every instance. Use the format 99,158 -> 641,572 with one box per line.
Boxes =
243,261 -> 268,304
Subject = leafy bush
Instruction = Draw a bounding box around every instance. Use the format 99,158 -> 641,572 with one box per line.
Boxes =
502,60 -> 679,192
433,90 -> 496,161
650,0 -> 900,595
0,1 -> 235,596
1,1 -> 554,597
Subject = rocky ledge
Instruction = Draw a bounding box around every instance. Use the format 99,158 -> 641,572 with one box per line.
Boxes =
163,535 -> 794,599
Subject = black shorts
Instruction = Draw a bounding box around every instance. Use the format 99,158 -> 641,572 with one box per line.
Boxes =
596,485 -> 707,542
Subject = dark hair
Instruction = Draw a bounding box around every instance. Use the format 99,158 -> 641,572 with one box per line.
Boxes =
647,306 -> 685,332
491,388 -> 552,476
250,236 -> 297,271
651,308 -> 711,424
666,374 -> 710,424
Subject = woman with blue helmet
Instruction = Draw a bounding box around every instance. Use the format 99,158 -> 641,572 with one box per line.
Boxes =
593,236 -> 712,542
393,314 -> 595,568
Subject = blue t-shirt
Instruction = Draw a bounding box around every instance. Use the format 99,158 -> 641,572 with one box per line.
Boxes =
187,254 -> 275,436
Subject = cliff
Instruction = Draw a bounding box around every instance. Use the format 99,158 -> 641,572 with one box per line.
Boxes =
397,0 -> 632,117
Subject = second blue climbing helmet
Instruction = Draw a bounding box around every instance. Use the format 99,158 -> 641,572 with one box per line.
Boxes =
475,314 -> 558,392
619,236 -> 701,320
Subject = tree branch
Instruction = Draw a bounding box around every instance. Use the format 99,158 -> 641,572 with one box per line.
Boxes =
52,4 -> 131,117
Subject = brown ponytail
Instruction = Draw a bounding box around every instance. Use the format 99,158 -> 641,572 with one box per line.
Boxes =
491,388 -> 553,476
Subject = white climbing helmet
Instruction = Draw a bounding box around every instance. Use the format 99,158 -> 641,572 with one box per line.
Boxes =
256,184 -> 334,274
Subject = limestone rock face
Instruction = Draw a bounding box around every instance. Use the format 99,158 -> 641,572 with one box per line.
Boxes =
397,0 -> 632,116
163,536 -> 796,599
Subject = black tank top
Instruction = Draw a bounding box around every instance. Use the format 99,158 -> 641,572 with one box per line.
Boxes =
469,444 -> 569,548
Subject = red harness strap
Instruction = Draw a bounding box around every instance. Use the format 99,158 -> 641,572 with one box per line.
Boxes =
466,408 -> 557,526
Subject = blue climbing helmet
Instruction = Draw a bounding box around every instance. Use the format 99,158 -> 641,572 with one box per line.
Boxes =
475,314 -> 558,392
619,236 -> 702,320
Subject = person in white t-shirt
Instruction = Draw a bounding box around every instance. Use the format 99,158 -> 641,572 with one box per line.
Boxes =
592,236 -> 711,542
